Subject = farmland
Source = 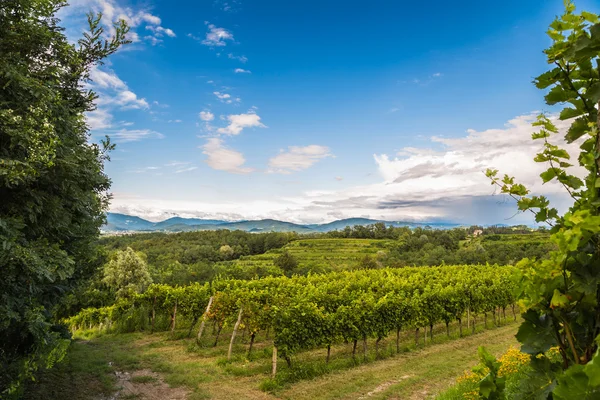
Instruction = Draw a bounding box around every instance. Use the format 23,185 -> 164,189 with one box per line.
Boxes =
221,238 -> 396,272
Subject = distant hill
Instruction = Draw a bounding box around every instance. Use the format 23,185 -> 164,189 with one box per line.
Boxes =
102,212 -> 459,233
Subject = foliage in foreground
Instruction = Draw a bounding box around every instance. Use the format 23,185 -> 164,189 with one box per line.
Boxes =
0,0 -> 128,395
478,1 -> 600,397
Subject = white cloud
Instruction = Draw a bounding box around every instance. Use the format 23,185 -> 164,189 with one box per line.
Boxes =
201,23 -> 234,46
335,176 -> 343,181
168,119 -> 182,123
106,128 -> 164,143
86,108 -> 113,130
217,113 -> 266,135
199,111 -> 215,121
85,66 -> 150,130
213,91 -> 231,100
60,0 -> 174,46
146,25 -> 176,38
115,90 -> 149,109
131,166 -> 160,173
165,161 -> 191,167
175,166 -> 198,173
228,53 -> 248,63
201,138 -> 253,173
89,67 -> 126,89
268,145 -> 333,174
234,68 -> 251,74
110,113 -> 583,225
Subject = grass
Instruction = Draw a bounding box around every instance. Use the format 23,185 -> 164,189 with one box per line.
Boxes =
24,315 -> 520,400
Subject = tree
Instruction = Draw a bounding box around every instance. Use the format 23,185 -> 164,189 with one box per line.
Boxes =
0,0 -> 128,394
274,251 -> 298,275
483,2 -> 600,397
103,248 -> 153,298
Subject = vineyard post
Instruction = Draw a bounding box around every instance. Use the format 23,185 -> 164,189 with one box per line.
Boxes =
326,345 -> 331,363
467,307 -> 470,331
196,296 -> 214,344
396,327 -> 401,353
484,312 -> 487,329
170,299 -> 178,337
363,334 -> 368,360
272,346 -> 277,376
227,308 -> 243,360
414,328 -> 419,347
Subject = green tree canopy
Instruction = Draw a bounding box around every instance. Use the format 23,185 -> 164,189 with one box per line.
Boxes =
274,251 -> 298,276
103,248 -> 153,298
0,0 -> 128,395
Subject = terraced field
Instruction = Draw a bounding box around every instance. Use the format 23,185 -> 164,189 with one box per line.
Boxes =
223,238 -> 395,271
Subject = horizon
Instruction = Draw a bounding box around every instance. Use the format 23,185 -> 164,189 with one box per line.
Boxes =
58,0 -> 592,225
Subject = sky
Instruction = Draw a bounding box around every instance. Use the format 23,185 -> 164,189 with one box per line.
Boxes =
57,0 -> 595,225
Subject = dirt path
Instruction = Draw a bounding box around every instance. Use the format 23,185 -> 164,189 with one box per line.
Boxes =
278,324 -> 518,400
106,369 -> 190,400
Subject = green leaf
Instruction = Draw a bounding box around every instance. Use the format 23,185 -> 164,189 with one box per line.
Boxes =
586,83 -> 600,103
541,168 -> 558,183
546,86 -> 573,105
516,310 -> 556,355
560,107 -> 583,120
550,289 -> 569,308
565,117 -> 589,143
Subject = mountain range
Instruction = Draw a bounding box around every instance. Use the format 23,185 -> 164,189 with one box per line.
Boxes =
103,213 -> 460,233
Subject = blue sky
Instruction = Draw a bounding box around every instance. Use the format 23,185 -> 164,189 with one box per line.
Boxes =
59,0 -> 593,224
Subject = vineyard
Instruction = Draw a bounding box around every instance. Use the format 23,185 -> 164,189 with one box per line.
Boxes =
220,238 -> 396,272
67,264 -> 517,386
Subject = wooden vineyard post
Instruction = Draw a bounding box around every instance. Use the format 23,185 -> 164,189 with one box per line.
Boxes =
272,346 -> 277,377
227,308 -> 243,360
467,307 -> 471,332
170,299 -> 178,337
196,296 -> 214,344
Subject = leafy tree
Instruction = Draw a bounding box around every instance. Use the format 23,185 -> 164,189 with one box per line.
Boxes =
274,251 -> 298,275
0,0 -> 128,394
103,248 -> 153,298
483,2 -> 600,397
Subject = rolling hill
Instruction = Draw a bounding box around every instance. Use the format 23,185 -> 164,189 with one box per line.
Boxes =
102,212 -> 459,233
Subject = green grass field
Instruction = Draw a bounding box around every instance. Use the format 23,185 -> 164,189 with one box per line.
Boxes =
24,315 -> 519,400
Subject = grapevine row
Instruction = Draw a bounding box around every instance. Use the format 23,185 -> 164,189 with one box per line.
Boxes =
66,265 -> 517,370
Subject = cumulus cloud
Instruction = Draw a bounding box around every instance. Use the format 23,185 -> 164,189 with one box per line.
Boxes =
85,66 -> 150,131
199,111 -> 215,121
59,0 -> 175,46
200,23 -> 234,46
201,138 -> 253,173
234,68 -> 251,74
217,113 -> 266,135
268,145 -> 333,174
213,91 -> 231,100
112,113 -> 584,225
